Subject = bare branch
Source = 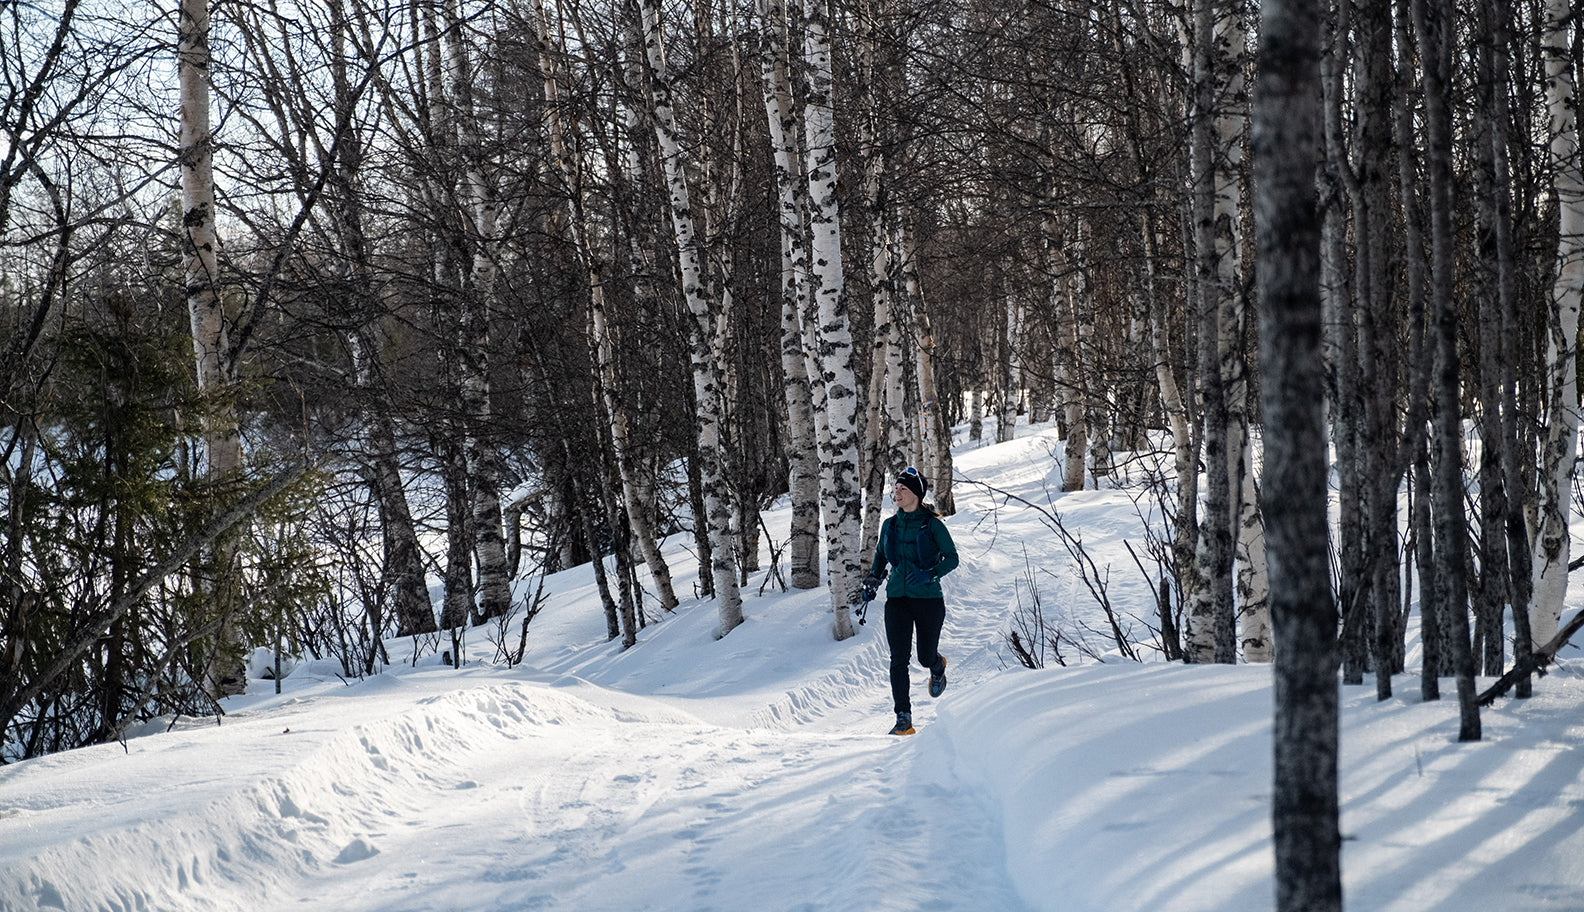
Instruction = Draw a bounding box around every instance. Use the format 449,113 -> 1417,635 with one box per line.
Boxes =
0,461 -> 309,726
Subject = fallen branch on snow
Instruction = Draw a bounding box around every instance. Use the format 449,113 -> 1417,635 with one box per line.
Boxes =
1475,609 -> 1584,706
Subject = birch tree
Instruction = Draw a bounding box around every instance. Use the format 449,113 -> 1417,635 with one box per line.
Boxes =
856,0 -> 908,560
442,2 -> 514,624
537,0 -> 678,631
1058,220 -> 1089,493
901,223 -> 954,515
753,0 -> 821,589
995,286 -> 1021,444
636,0 -> 744,637
1213,0 -> 1271,663
1103,0 -> 1194,631
1185,0 -> 1235,664
178,0 -> 248,696
1530,0 -> 1584,651
804,0 -> 861,639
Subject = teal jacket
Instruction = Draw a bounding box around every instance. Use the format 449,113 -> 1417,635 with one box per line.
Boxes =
868,508 -> 959,599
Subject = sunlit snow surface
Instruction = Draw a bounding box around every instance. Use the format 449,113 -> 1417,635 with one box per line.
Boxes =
3,424 -> 1582,912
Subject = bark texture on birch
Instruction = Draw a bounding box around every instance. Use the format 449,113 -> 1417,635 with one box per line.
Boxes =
1214,0 -> 1270,664
754,0 -> 822,588
1531,0 -> 1584,650
1187,0 -> 1235,664
538,0 -> 678,625
179,0 -> 246,696
1058,221 -> 1089,493
804,0 -> 860,640
637,0 -> 744,637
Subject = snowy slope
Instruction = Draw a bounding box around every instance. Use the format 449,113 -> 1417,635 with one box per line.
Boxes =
3,424 -> 1583,912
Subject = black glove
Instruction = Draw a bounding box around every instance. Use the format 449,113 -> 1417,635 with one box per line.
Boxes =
906,568 -> 936,587
861,572 -> 882,601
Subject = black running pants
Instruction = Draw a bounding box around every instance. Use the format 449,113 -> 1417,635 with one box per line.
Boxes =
884,596 -> 945,714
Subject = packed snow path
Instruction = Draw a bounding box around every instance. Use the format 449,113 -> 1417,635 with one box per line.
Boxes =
2,432 -> 1059,912
8,427 -> 1584,911
0,626 -> 1031,912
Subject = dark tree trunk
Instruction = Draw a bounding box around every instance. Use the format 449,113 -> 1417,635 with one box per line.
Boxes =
1472,0 -> 1512,679
1321,15 -> 1367,685
439,434 -> 475,631
1252,0 -> 1343,906
1414,454 -> 1441,700
597,445 -> 640,648
1353,0 -> 1402,698
687,443 -> 714,599
1392,0 -> 1439,700
1487,0 -> 1534,698
1411,0 -> 1481,742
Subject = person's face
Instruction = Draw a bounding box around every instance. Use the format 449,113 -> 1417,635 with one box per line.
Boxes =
894,482 -> 920,512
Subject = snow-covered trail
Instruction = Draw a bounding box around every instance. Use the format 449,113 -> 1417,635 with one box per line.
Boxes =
11,423 -> 1584,912
0,427 -> 1094,912
289,680 -> 1030,912
0,647 -> 1030,912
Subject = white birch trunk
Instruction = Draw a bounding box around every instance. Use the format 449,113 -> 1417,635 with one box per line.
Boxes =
1184,0 -> 1234,664
882,292 -> 909,467
1532,0 -> 1584,648
618,15 -> 684,600
753,0 -> 821,588
1234,432 -> 1271,659
179,0 -> 226,438
1062,221 -> 1090,492
179,0 -> 245,696
860,82 -> 907,557
441,0 -> 512,623
902,223 -> 954,514
804,0 -> 860,639
1214,1 -> 1271,662
862,340 -> 888,559
996,289 -> 1020,444
638,0 -> 744,636
538,0 -> 678,621
861,286 -> 910,559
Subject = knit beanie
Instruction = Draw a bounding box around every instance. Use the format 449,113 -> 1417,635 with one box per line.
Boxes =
897,468 -> 927,501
